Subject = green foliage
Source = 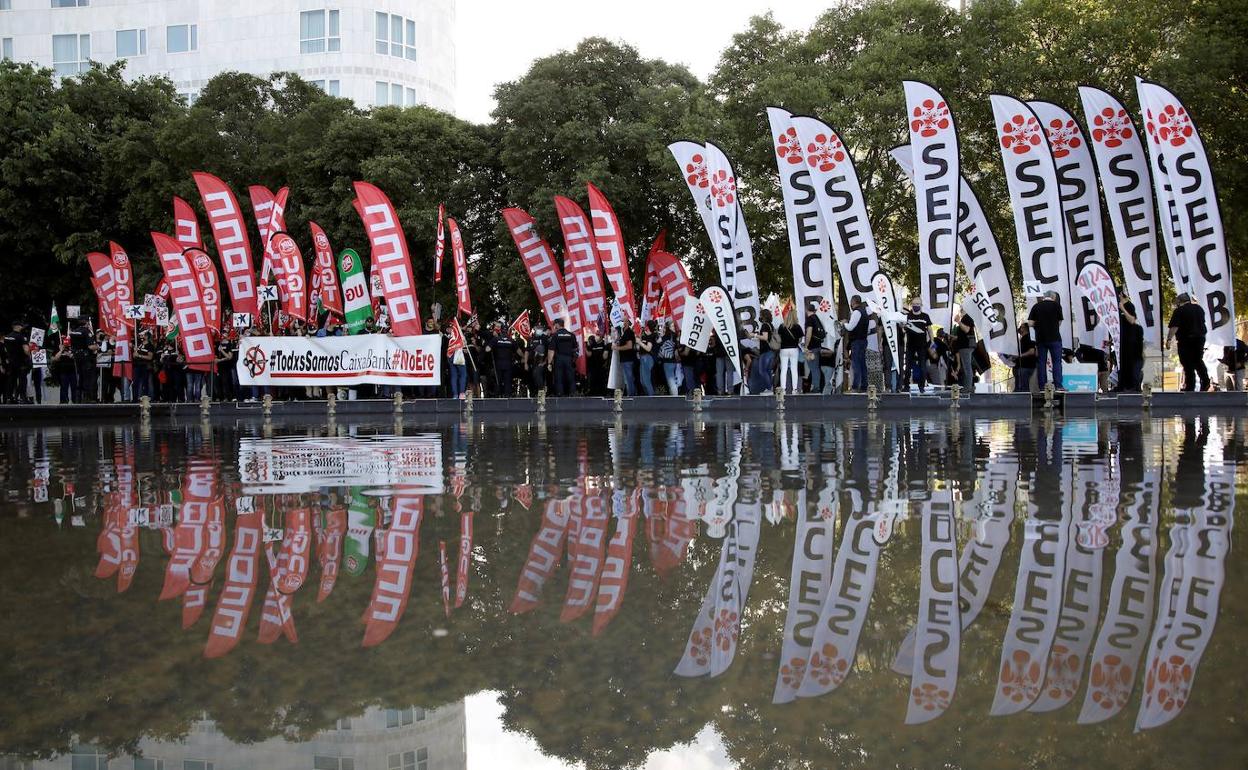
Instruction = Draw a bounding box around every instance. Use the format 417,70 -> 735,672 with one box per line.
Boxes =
0,0 -> 1244,325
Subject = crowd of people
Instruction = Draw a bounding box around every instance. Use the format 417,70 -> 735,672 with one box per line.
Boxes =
0,290 -> 1240,404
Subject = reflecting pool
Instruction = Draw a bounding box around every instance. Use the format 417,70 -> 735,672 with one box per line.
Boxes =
0,415 -> 1243,769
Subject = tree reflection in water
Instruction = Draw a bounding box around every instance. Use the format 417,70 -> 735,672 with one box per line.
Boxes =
0,415 -> 1243,769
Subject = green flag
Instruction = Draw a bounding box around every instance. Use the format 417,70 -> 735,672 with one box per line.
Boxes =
336,248 -> 372,335
343,489 -> 375,577
49,303 -> 60,335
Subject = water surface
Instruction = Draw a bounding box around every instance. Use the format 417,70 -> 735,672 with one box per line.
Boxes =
0,414 -> 1243,769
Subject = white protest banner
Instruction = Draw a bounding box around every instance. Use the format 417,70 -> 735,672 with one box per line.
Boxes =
903,81 -> 960,327
236,333 -> 443,387
67,305 -> 81,319
154,308 -> 171,327
123,304 -> 145,320
699,286 -> 740,378
679,295 -> 711,353
31,351 -> 47,367
29,328 -> 44,347
233,313 -> 254,329
238,435 -> 443,494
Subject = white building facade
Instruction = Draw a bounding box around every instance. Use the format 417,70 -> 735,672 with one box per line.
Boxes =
0,0 -> 456,113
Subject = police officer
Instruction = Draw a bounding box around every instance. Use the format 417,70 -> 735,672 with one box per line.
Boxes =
488,326 -> 516,397
549,318 -> 579,396
529,326 -> 549,393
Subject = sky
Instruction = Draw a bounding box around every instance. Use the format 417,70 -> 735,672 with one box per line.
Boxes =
453,0 -> 832,123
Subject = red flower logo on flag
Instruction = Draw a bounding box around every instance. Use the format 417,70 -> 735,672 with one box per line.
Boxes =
706,289 -> 723,304
1145,104 -> 1193,148
685,153 -> 709,189
779,656 -> 808,688
1000,114 -> 1042,155
710,170 -> 736,208
688,626 -> 712,667
807,642 -> 850,687
999,648 -> 1044,703
911,682 -> 952,712
695,302 -> 706,315
776,126 -> 804,165
1088,653 -> 1133,710
910,98 -> 951,138
713,609 -> 739,651
1144,653 -> 1194,712
1091,107 -> 1134,148
805,133 -> 846,172
818,299 -> 832,313
1045,118 -> 1083,159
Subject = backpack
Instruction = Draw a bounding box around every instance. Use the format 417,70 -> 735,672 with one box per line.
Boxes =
767,324 -> 781,352
659,338 -> 677,361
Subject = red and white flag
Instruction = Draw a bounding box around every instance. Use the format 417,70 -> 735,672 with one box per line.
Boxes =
185,247 -> 222,332
268,232 -> 309,321
508,310 -> 531,341
86,252 -> 121,335
433,203 -> 446,283
362,496 -> 424,647
586,183 -> 637,323
203,510 -> 262,659
502,207 -> 567,328
447,317 -> 467,356
108,241 -> 134,379
308,222 -> 343,317
192,172 -> 259,317
554,195 -> 607,334
353,182 -> 423,335
172,196 -> 204,250
448,216 -> 472,315
151,232 -> 215,371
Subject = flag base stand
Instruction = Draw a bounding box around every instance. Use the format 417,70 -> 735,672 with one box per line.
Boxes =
949,384 -> 961,411
1142,382 -> 1152,411
393,391 -> 403,414
867,385 -> 879,412
536,389 -> 547,416
613,389 -> 623,414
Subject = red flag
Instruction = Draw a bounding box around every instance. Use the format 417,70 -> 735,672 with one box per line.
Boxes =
185,247 -> 222,332
262,188 -> 291,297
204,511 -> 262,659
456,510 -> 473,608
554,195 -> 608,334
316,506 -> 346,602
592,514 -> 638,636
308,221 -> 343,317
434,203 -> 446,283
257,543 -> 298,644
438,541 -> 451,618
447,217 -> 472,315
192,172 -> 259,317
86,252 -> 121,335
501,207 -> 567,329
447,317 -> 467,356
353,182 -> 423,336
508,310 -> 532,341
352,198 -> 384,320
274,507 -> 312,595
362,496 -> 423,647
247,185 -> 281,282
172,196 -> 204,250
647,251 -> 695,330
509,499 -> 570,614
586,183 -> 637,322
108,242 -> 134,380
151,232 -> 215,371
268,232 -> 309,322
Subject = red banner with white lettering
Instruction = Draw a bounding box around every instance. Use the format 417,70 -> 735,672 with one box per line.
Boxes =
268,232 -> 309,322
193,172 -> 259,317
308,221 -> 344,318
108,241 -> 134,379
184,247 -> 222,333
434,203 -> 446,283
448,216 -> 472,315
151,232 -> 215,371
86,252 -> 121,335
648,250 -> 694,331
362,496 -> 424,647
203,510 -> 262,658
317,506 -> 346,602
353,182 -> 423,336
172,196 -> 204,250
554,195 -> 608,334
587,183 -> 638,322
502,207 -> 567,329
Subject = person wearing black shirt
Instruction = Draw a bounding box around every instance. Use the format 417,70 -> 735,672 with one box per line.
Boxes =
1219,339 -> 1247,391
133,331 -> 155,401
1165,293 -> 1209,392
488,327 -> 517,397
1117,298 -> 1146,392
748,310 -> 776,394
951,313 -> 977,391
69,321 -> 97,403
777,309 -> 803,394
803,303 -> 827,393
529,327 -> 549,394
1026,291 -> 1065,389
549,319 -> 579,396
3,322 -> 29,403
587,334 -> 609,396
637,320 -> 658,396
614,324 -> 638,396
903,300 -> 932,391
1014,323 -> 1037,392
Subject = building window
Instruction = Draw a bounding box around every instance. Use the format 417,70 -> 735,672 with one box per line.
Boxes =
134,760 -> 165,770
116,28 -> 147,57
178,89 -> 200,105
167,24 -> 197,53
313,758 -> 354,770
2,38 -> 12,61
52,33 -> 90,76
386,750 -> 427,770
52,0 -> 90,7
0,1 -> 11,11
375,12 -> 415,60
181,762 -> 213,770
327,79 -> 340,96
300,10 -> 340,54
69,747 -> 108,770
335,717 -> 352,730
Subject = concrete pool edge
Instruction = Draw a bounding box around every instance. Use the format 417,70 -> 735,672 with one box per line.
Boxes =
0,391 -> 1242,423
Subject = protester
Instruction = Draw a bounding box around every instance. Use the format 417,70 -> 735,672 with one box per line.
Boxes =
747,310 -> 775,395
1014,323 -> 1036,393
637,319 -> 658,396
658,321 -> 680,395
1220,339 -> 1247,391
1026,290 -> 1065,390
587,333 -> 609,396
1117,299 -> 1145,392
803,302 -> 826,394
550,318 -> 578,396
51,340 -> 76,403
952,312 -> 977,392
3,322 -> 30,404
777,308 -> 802,394
613,322 -> 637,396
1165,293 -> 1210,392
903,299 -> 932,392
844,296 -> 871,393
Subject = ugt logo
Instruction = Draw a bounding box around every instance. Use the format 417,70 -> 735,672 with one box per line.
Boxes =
243,346 -> 267,377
